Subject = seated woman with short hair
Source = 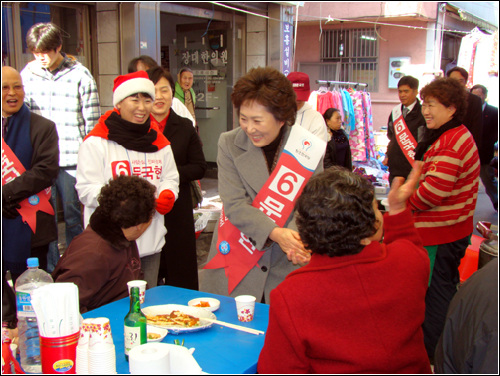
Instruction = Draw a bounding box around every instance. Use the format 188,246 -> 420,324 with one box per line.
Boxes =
258,165 -> 432,374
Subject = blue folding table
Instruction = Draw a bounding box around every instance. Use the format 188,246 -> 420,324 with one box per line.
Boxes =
82,285 -> 269,374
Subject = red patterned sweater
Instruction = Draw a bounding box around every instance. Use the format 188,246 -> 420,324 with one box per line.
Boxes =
409,125 -> 480,246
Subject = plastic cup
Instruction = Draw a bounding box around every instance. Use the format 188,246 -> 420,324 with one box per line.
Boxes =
127,280 -> 147,304
40,331 -> 80,374
235,295 -> 256,322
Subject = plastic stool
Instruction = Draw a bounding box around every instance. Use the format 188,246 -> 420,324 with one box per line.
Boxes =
458,235 -> 484,283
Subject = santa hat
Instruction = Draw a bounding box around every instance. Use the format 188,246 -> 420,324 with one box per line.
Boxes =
113,71 -> 155,107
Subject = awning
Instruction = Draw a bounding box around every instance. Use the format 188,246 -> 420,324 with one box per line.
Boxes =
446,2 -> 498,31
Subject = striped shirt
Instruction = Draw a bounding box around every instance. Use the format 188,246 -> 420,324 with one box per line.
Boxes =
21,53 -> 101,168
409,125 -> 480,246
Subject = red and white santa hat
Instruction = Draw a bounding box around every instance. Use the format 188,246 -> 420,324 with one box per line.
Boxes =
113,70 -> 155,107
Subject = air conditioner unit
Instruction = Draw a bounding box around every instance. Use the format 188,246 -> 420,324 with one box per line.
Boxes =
388,57 -> 411,89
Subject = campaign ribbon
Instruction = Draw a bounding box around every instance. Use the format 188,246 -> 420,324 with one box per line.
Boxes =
392,106 -> 417,165
2,138 -> 54,233
204,126 -> 326,294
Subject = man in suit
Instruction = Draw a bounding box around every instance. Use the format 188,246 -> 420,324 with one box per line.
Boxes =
2,66 -> 59,282
383,75 -> 426,185
472,84 -> 498,211
447,67 -> 483,150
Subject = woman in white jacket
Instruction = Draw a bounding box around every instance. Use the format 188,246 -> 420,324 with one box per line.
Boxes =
76,70 -> 179,288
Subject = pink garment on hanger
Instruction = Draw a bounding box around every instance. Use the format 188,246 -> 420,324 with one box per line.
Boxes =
317,92 -> 335,116
348,90 -> 366,162
362,92 -> 376,160
331,90 -> 345,123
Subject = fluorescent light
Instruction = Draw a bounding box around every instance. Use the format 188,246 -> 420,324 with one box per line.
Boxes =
360,35 -> 377,41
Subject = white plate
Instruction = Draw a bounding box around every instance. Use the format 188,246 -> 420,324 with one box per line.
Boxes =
146,325 -> 168,342
142,304 -> 216,334
187,297 -> 220,312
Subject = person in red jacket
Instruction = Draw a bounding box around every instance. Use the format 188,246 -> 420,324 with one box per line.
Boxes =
258,164 -> 432,374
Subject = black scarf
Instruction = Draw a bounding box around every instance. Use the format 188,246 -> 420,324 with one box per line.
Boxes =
262,126 -> 286,173
105,111 -> 159,152
89,206 -> 133,250
414,118 -> 462,161
331,129 -> 348,144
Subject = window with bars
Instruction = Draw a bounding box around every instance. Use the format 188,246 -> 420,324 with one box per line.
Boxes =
321,28 -> 379,91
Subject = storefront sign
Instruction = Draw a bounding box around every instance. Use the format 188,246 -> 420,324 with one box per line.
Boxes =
181,49 -> 228,67
282,22 -> 293,75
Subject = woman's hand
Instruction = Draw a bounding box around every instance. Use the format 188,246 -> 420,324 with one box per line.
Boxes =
269,227 -> 311,266
388,161 -> 423,215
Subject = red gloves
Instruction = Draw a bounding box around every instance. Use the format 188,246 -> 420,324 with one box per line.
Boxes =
156,190 -> 175,215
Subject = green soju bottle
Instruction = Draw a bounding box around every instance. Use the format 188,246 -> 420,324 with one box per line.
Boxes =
124,286 -> 147,360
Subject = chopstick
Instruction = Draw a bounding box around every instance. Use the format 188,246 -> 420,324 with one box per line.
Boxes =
204,319 -> 265,335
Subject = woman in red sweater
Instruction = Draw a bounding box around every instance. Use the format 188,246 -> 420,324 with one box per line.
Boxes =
410,77 -> 480,360
258,165 -> 431,374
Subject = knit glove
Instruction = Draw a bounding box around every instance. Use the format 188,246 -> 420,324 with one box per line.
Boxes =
2,197 -> 21,219
156,190 -> 175,215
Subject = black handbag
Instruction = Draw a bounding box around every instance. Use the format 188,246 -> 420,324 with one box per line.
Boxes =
190,180 -> 203,209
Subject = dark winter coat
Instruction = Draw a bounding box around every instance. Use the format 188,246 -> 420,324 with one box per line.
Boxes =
153,109 -> 207,290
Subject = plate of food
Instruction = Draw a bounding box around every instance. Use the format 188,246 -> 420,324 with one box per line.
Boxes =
142,304 -> 216,334
187,297 -> 220,312
146,325 -> 168,342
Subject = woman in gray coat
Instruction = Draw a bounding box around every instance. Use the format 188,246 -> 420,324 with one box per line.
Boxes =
200,67 -> 324,303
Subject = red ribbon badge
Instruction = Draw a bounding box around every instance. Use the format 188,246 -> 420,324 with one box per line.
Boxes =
2,138 -> 54,232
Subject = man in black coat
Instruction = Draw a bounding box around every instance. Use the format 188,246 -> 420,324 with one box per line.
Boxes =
472,84 -> 498,211
447,67 -> 483,150
384,75 -> 426,185
434,260 -> 498,374
2,66 -> 59,282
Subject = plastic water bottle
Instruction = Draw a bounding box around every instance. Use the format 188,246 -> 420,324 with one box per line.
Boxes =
15,257 -> 54,373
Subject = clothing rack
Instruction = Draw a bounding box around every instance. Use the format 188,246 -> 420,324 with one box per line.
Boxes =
316,80 -> 368,89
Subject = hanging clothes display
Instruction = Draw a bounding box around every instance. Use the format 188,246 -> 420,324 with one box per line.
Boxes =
362,91 -> 376,161
458,28 -> 499,88
348,89 -> 367,162
311,81 -> 375,163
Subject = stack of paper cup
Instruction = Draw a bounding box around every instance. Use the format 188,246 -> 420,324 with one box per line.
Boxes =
76,319 -> 93,374
87,318 -> 116,374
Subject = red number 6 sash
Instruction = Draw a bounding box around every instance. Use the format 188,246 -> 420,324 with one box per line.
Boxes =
2,138 -> 54,232
204,126 -> 326,294
392,105 -> 417,165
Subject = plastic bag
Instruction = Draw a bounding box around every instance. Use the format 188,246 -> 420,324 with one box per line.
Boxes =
193,211 -> 211,235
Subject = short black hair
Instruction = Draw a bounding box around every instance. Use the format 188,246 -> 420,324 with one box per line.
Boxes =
128,55 -> 159,73
26,22 -> 63,53
471,84 -> 488,97
295,167 -> 377,257
398,75 -> 419,90
97,175 -> 156,228
147,66 -> 175,93
231,66 -> 297,127
446,66 -> 469,81
323,108 -> 340,122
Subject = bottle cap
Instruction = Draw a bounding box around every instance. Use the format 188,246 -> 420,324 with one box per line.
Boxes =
27,257 -> 39,268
